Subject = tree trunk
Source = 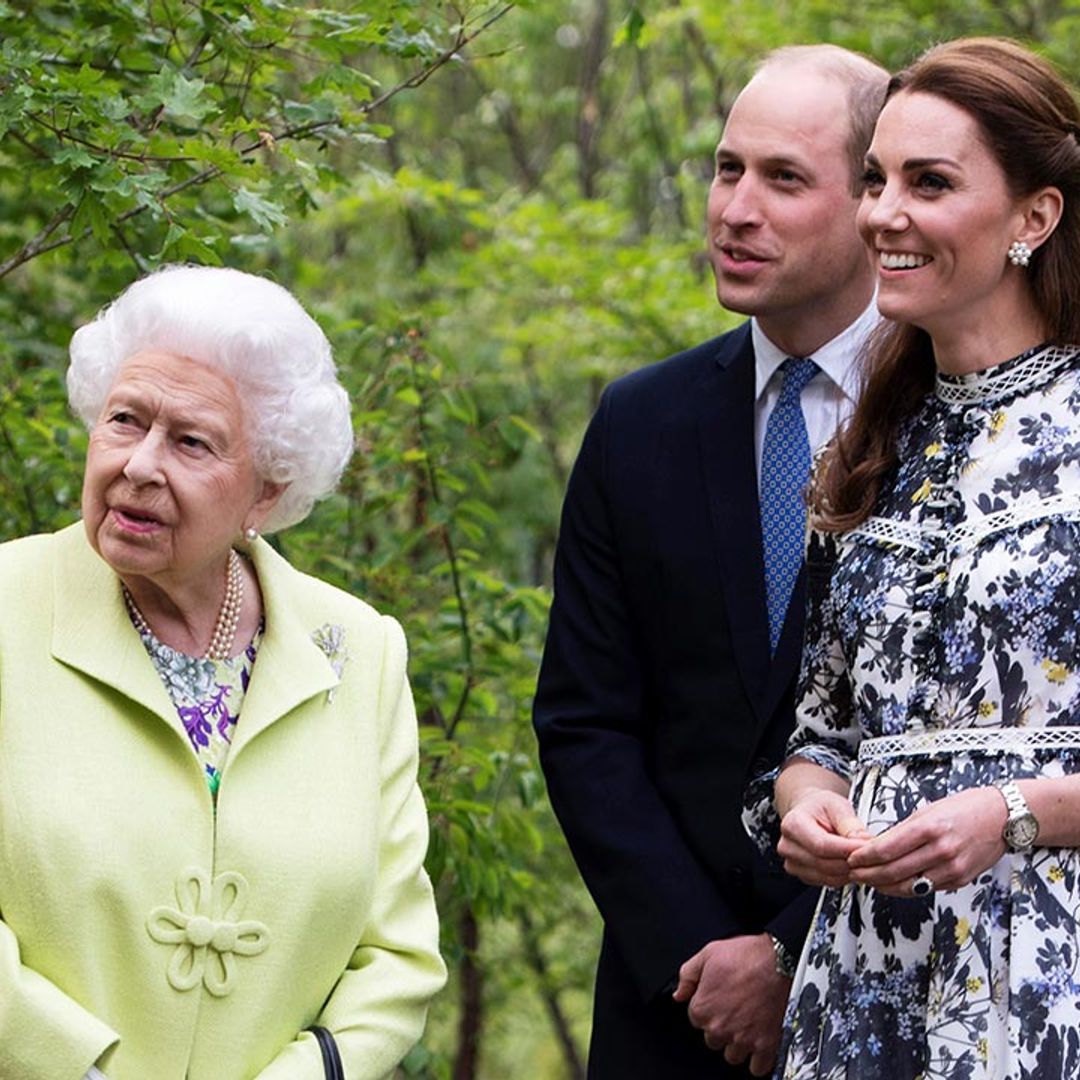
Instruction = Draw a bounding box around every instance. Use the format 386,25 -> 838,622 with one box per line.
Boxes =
519,910 -> 586,1080
576,0 -> 609,199
453,906 -> 484,1080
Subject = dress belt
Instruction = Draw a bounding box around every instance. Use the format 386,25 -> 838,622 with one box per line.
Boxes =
857,726 -> 1080,765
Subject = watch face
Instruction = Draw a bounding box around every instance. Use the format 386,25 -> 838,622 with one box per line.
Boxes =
1006,813 -> 1039,851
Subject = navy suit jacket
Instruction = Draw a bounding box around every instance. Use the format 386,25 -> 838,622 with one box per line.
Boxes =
533,325 -> 817,1076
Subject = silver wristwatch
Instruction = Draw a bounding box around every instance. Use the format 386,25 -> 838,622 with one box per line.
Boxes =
768,933 -> 797,979
995,780 -> 1039,853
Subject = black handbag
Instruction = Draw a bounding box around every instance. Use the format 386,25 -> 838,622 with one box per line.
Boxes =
307,1025 -> 345,1080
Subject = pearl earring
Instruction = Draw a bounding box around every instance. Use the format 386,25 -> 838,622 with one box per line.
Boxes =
244,526 -> 258,542
1008,240 -> 1032,267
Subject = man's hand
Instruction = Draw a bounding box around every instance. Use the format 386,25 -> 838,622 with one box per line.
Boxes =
672,934 -> 790,1076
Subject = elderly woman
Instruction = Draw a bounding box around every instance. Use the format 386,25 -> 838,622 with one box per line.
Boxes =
0,266 -> 446,1080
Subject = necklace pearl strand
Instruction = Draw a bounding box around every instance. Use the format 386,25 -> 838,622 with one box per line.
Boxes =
122,548 -> 245,661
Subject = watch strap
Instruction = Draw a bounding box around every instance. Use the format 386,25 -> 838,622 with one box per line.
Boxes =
768,933 -> 797,979
994,779 -> 1039,851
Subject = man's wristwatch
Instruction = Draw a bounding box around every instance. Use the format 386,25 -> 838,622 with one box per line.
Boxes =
768,933 -> 797,979
994,779 -> 1039,853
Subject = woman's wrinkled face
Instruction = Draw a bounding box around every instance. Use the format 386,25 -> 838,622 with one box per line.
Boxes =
82,350 -> 276,589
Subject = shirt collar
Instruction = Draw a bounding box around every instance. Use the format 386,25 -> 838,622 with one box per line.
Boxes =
751,297 -> 879,404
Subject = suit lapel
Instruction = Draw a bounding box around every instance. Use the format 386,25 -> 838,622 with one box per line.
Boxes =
695,326 -> 772,718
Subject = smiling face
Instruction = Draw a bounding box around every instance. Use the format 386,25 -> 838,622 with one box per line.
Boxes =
858,90 -> 1040,350
81,350 -> 281,591
706,63 -> 875,355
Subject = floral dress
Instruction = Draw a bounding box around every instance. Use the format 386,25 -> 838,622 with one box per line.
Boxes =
131,619 -> 261,800
744,344 -> 1080,1079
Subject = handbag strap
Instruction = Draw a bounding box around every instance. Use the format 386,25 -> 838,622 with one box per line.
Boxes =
306,1025 -> 345,1080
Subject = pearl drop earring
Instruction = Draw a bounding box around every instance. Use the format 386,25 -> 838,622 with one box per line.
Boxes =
244,526 -> 258,542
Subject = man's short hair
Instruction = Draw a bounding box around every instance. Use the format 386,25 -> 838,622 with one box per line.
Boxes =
756,45 -> 889,195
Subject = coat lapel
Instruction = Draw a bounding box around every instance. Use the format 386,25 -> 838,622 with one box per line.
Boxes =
695,327 -> 772,718
50,523 -> 182,736
225,539 -> 339,757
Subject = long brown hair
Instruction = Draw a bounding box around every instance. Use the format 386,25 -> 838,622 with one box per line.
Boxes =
814,38 -> 1080,531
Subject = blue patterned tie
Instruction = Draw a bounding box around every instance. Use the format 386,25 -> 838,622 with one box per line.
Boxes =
760,357 -> 819,653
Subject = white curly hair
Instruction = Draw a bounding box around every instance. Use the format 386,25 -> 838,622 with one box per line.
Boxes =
68,265 -> 354,533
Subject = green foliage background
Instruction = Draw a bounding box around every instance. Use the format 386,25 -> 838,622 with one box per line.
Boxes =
2,1 -> 1078,1075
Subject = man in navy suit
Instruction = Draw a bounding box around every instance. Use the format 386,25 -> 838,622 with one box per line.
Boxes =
533,45 -> 888,1078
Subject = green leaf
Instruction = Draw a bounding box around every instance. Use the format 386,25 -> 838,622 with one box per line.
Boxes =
281,98 -> 338,127
0,82 -> 31,139
145,69 -> 216,122
52,146 -> 97,170
617,7 -> 647,47
70,194 -> 111,245
174,231 -> 222,265
232,188 -> 288,233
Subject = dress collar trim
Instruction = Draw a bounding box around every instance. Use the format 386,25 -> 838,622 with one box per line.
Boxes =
935,343 -> 1080,406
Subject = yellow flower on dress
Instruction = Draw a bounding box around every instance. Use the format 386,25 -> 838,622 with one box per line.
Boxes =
1042,658 -> 1069,685
1049,864 -> 1065,883
989,410 -> 1007,438
978,701 -> 997,717
967,976 -> 983,993
147,866 -> 269,997
912,478 -> 932,504
924,442 -> 942,458
954,917 -> 971,946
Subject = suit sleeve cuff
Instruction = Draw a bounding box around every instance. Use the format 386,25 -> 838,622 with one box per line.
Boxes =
764,886 -> 821,957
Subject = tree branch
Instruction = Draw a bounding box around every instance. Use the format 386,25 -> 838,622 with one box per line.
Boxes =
0,4 -> 516,280
518,910 -> 586,1080
0,205 -> 75,279
407,343 -> 476,742
463,64 -> 544,194
27,112 -> 196,163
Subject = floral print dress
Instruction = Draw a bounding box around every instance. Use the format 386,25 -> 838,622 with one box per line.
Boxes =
131,619 -> 261,800
745,344 -> 1080,1079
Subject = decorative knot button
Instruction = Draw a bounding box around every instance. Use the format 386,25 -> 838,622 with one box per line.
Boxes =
147,867 -> 269,997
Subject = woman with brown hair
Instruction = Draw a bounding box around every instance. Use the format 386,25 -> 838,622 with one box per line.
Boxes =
745,38 -> 1080,1077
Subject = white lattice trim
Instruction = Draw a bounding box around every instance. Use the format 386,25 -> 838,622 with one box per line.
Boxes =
858,726 -> 1080,764
844,495 -> 1080,558
846,516 -> 935,553
948,492 -> 1080,552
935,345 -> 1080,405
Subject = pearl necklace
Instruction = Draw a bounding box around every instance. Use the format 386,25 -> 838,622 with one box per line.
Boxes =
122,549 -> 245,661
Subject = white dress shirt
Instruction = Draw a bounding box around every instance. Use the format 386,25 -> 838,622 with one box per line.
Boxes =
752,300 -> 880,491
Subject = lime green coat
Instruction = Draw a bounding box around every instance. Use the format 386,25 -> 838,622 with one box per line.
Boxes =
0,524 -> 446,1080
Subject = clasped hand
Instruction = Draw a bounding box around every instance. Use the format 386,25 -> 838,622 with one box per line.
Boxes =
673,934 -> 789,1077
778,786 -> 1008,896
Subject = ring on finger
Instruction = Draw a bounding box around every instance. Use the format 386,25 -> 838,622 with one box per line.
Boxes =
911,874 -> 935,898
